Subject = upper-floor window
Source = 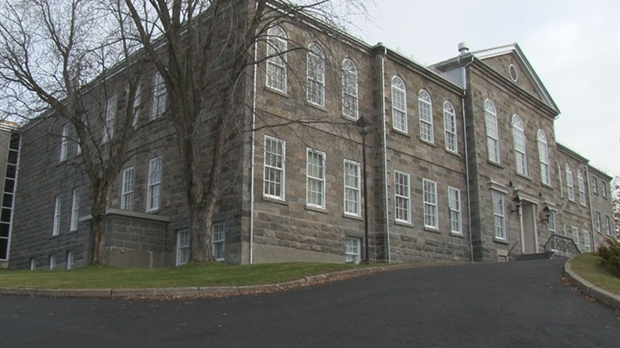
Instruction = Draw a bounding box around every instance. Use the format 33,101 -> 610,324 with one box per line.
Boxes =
577,170 -> 586,205
592,177 -> 598,195
52,195 -> 61,236
566,164 -> 575,201
583,231 -> 591,252
132,83 -> 142,128
60,125 -> 69,162
151,72 -> 166,119
512,115 -> 527,176
605,215 -> 612,235
548,211 -> 556,234
394,171 -> 410,223
342,59 -> 358,119
558,163 -> 563,197
423,179 -> 438,229
444,101 -> 457,153
70,188 -> 80,232
419,90 -> 433,143
344,160 -> 361,217
264,136 -> 285,200
484,99 -> 500,163
391,76 -> 407,133
306,149 -> 326,208
602,182 -> 608,198
307,43 -> 325,106
595,212 -> 602,232
103,95 -> 117,142
147,157 -> 162,211
266,26 -> 287,92
121,167 -> 134,210
537,130 -> 551,185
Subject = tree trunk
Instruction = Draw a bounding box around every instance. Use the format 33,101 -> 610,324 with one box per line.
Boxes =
90,183 -> 109,266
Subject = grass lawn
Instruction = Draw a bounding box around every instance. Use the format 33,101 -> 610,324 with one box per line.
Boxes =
0,262 -> 378,289
569,253 -> 620,296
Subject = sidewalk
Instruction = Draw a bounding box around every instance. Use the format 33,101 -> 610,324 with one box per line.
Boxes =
563,257 -> 620,310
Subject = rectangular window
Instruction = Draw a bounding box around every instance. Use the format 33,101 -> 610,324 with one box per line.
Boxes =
66,251 -> 74,270
263,137 -> 285,200
306,149 -> 325,208
103,95 -> 117,142
485,113 -> 500,163
578,172 -> 586,205
548,211 -> 556,234
30,258 -> 36,270
571,226 -> 580,250
49,255 -> 56,270
592,177 -> 598,194
448,187 -> 462,234
60,125 -> 68,161
444,103 -> 457,153
70,188 -> 80,232
176,230 -> 190,266
492,191 -> 506,239
602,183 -> 607,198
423,179 -> 438,229
605,215 -> 612,235
266,26 -> 287,92
345,237 -> 361,264
583,231 -> 590,252
52,195 -> 61,236
344,160 -> 361,216
147,157 -> 162,212
132,84 -> 141,128
213,223 -> 225,262
121,167 -> 134,210
596,212 -> 602,232
419,93 -> 434,143
394,171 -> 410,223
151,72 -> 166,119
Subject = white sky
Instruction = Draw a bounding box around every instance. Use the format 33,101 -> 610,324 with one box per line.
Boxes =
346,0 -> 620,178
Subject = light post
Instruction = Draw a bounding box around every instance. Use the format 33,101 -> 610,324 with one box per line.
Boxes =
356,116 -> 370,263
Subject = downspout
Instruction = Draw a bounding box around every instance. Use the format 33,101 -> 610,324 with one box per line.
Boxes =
380,48 -> 391,263
585,165 -> 596,248
249,29 -> 259,265
459,54 -> 475,262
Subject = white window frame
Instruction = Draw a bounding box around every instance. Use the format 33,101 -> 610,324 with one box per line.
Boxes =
484,99 -> 500,163
558,163 -> 563,197
70,188 -> 79,232
49,255 -> 56,270
266,26 -> 287,93
444,101 -> 457,153
448,187 -> 462,234
176,230 -> 190,266
213,223 -> 225,262
583,231 -> 591,252
423,179 -> 438,229
30,258 -> 36,270
132,83 -> 141,128
548,211 -> 556,234
66,251 -> 74,270
263,136 -> 285,200
343,160 -> 361,217
151,72 -> 166,119
537,130 -> 551,185
147,157 -> 162,212
566,164 -> 575,201
103,95 -> 117,142
391,76 -> 407,133
605,215 -> 612,235
602,182 -> 607,198
345,237 -> 361,264
306,149 -> 326,209
394,171 -> 411,223
60,125 -> 68,161
342,59 -> 359,119
571,226 -> 580,249
512,115 -> 528,176
592,177 -> 598,194
492,191 -> 507,240
307,43 -> 325,107
121,167 -> 134,210
418,89 -> 434,143
52,195 -> 61,236
577,170 -> 586,205
595,212 -> 602,232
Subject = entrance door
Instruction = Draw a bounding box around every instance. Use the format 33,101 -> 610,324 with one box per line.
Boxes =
521,203 -> 538,254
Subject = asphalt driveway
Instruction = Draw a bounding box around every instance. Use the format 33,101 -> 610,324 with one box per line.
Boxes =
1,259 -> 618,347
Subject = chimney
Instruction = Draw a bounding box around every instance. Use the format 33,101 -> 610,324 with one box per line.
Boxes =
458,42 -> 469,55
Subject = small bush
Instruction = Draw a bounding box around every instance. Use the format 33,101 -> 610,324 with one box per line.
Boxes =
594,236 -> 620,277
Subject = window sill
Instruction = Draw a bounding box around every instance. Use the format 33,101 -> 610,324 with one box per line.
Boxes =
420,139 -> 436,147
446,149 -> 460,157
146,209 -> 160,214
343,213 -> 363,221
264,86 -> 288,98
424,226 -> 440,233
394,220 -> 413,228
341,114 -> 359,122
450,232 -> 465,238
541,182 -> 553,189
493,237 -> 510,245
305,205 -> 327,214
305,101 -> 328,113
487,160 -> 504,169
262,195 -> 288,206
515,172 -> 531,181
391,128 -> 410,137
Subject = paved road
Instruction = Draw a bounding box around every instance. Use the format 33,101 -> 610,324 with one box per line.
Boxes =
1,259 -> 618,347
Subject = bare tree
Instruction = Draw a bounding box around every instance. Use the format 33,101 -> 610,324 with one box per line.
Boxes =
0,0 -> 146,265
122,0 -> 368,262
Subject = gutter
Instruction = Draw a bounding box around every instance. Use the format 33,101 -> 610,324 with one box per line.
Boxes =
377,46 -> 391,263
249,28 -> 259,265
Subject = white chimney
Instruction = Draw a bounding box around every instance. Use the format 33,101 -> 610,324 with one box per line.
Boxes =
458,42 -> 469,55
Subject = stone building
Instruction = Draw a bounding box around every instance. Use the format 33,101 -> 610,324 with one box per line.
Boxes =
4,0 -> 614,269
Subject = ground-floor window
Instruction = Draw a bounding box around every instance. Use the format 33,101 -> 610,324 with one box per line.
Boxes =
29,258 -> 36,270
49,255 -> 56,270
583,231 -> 590,252
176,230 -> 190,266
345,237 -> 361,264
571,226 -> 579,251
492,191 -> 506,240
66,251 -> 74,270
213,223 -> 225,262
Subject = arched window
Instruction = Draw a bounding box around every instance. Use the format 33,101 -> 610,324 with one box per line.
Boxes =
484,99 -> 500,163
266,26 -> 287,92
566,164 -> 575,201
419,90 -> 433,143
342,59 -> 358,119
391,76 -> 407,132
443,101 -> 457,153
537,130 -> 551,185
307,43 -> 325,106
512,115 -> 527,175
577,169 -> 586,205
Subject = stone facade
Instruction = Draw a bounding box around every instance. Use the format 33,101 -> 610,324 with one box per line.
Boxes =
5,1 -> 615,268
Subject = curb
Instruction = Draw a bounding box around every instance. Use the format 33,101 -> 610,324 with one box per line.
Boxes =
563,257 -> 620,310
0,262 -> 456,299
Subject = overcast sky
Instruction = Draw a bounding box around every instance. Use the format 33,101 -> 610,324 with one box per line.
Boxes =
345,0 -> 620,179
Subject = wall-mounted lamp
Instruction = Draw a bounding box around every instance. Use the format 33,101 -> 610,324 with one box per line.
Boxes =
510,194 -> 522,214
540,205 -> 551,223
